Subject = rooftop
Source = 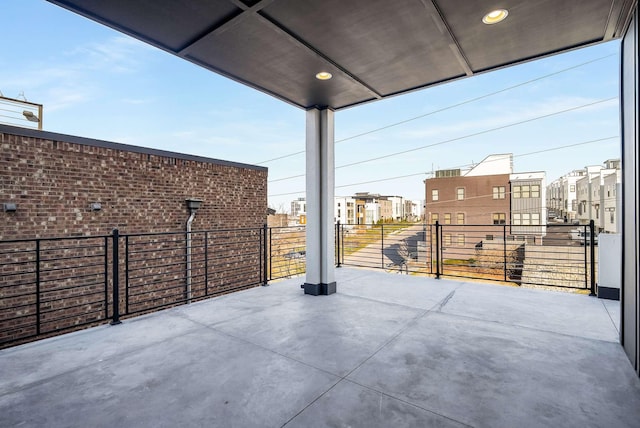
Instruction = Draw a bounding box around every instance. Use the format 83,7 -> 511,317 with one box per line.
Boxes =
1,267 -> 637,427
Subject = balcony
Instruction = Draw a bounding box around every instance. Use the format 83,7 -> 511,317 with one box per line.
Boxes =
1,267 -> 638,427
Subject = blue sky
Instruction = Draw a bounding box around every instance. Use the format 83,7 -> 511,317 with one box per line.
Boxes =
1,1 -> 621,212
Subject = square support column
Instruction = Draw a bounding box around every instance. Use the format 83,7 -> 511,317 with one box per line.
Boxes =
303,107 -> 336,295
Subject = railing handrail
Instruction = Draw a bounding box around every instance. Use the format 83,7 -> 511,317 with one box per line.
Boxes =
1,221 -> 598,349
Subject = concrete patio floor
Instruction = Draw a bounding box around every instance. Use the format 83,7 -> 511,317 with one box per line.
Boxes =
1,268 -> 638,427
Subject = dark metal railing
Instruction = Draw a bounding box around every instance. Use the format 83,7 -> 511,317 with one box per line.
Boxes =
336,220 -> 597,292
1,235 -> 110,347
1,220 -> 597,348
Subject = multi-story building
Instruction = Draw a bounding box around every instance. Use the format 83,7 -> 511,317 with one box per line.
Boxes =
353,192 -> 393,224
291,194 -> 418,225
547,169 -> 586,222
575,160 -> 621,230
385,196 -> 406,221
290,197 -> 306,220
548,159 -> 620,230
602,168 -> 621,233
424,154 -> 512,226
335,196 -> 357,225
509,171 -> 546,239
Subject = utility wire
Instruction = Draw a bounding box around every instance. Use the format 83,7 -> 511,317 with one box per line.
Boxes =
268,97 -> 617,183
267,135 -> 618,198
257,53 -> 616,165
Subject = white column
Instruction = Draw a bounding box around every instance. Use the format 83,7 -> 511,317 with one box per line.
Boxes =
303,107 -> 336,295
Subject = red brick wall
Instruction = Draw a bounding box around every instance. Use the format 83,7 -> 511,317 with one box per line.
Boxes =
0,126 -> 267,240
424,174 -> 511,225
0,125 -> 267,347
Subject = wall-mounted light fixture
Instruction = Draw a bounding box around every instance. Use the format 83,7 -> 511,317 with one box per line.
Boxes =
90,202 -> 102,211
22,110 -> 40,123
3,203 -> 17,212
186,199 -> 202,212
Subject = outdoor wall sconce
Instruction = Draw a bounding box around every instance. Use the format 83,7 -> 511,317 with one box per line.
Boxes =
3,203 -> 17,212
22,110 -> 40,123
90,202 -> 102,211
186,199 -> 202,212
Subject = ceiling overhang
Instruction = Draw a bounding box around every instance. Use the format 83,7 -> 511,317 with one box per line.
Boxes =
47,0 -> 636,110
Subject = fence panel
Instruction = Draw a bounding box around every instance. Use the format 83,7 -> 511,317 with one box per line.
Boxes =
268,226 -> 306,281
337,222 -> 593,289
1,236 -> 109,348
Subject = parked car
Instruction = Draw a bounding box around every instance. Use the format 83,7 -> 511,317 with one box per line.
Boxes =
570,228 -> 598,245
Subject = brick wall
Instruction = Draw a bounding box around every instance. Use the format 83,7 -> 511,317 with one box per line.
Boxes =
0,125 -> 267,347
0,125 -> 267,239
425,174 -> 511,225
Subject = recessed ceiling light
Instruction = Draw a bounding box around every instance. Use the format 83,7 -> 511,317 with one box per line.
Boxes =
482,9 -> 508,25
315,71 -> 332,80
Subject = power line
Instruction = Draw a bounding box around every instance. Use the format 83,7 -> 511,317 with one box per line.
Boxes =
268,98 -> 617,183
267,135 -> 617,198
257,53 -> 616,165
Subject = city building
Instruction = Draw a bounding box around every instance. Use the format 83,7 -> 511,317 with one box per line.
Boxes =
547,169 -> 586,222
291,193 -> 418,225
290,197 -> 306,223
335,196 -> 357,224
547,159 -> 621,230
424,154 -> 512,226
603,169 -> 621,233
509,171 -> 547,240
575,160 -> 621,230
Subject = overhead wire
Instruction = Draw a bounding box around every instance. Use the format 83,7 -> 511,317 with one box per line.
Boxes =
267,135 -> 618,198
257,53 -> 616,166
268,97 -> 617,183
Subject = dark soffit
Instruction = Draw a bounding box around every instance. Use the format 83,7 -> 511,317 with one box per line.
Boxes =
47,0 -> 636,110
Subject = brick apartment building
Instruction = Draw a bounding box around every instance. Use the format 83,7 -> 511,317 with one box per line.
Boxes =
424,155 -> 512,227
424,154 -> 547,256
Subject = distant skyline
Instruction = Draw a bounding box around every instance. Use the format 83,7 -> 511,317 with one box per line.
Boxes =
1,1 -> 621,212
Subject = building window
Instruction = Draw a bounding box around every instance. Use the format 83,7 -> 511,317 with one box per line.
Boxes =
570,185 -> 575,192
444,213 -> 451,224
610,212 -> 615,224
456,188 -> 465,200
431,213 -> 439,224
531,185 -> 540,198
513,186 -> 521,198
522,213 -> 531,225
457,213 -> 465,225
513,213 -> 521,225
432,189 -> 439,201
493,186 -> 505,199
493,213 -> 506,225
457,234 -> 465,246
521,185 -> 530,198
532,213 -> 540,225
444,234 -> 452,246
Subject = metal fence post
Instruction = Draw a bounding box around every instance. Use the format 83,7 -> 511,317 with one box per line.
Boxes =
381,223 -> 384,269
204,231 -> 209,296
269,227 -> 272,281
435,221 -> 441,279
262,224 -> 269,286
124,235 -> 129,315
35,240 -> 41,335
503,224 -> 508,282
336,221 -> 341,268
104,236 -> 109,320
589,220 -> 596,296
110,229 -> 121,325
